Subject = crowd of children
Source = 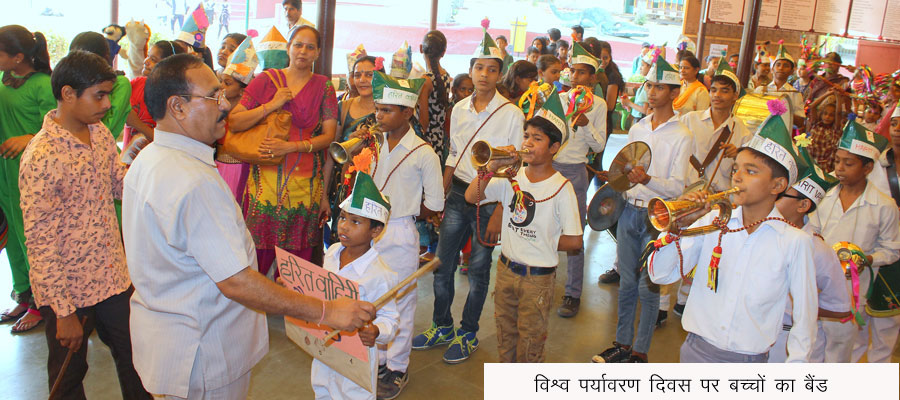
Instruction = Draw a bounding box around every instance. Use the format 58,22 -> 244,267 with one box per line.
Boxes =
2,3 -> 900,399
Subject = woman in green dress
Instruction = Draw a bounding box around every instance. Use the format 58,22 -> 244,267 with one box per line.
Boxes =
0,25 -> 54,333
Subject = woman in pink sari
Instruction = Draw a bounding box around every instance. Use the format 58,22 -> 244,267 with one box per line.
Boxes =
228,26 -> 338,275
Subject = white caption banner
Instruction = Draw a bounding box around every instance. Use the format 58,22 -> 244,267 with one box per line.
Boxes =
485,363 -> 899,399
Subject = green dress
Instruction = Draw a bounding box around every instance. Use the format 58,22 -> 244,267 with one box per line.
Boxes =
101,74 -> 133,141
0,71 -> 55,300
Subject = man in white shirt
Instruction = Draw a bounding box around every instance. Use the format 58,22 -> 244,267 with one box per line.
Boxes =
123,54 -> 375,399
283,0 -> 313,41
413,32 -> 524,364
365,72 -> 444,398
649,109 -> 818,362
754,42 -> 805,128
592,55 -> 693,363
554,42 -> 607,318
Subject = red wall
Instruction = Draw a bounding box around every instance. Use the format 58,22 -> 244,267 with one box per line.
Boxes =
856,41 -> 900,75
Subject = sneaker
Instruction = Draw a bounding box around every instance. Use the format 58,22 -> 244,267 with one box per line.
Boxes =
656,310 -> 668,328
443,328 -> 478,364
627,354 -> 648,363
599,269 -> 620,284
556,296 -> 581,318
673,303 -> 685,317
377,368 -> 409,399
411,323 -> 455,350
591,342 -> 631,363
378,364 -> 388,379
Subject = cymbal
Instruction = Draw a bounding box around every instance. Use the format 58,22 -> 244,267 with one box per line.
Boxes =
607,141 -> 651,192
682,179 -> 709,195
587,183 -> 625,232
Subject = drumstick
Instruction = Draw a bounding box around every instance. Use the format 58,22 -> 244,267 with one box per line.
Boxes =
585,164 -> 602,176
322,258 -> 441,345
49,316 -> 88,400
701,125 -> 736,192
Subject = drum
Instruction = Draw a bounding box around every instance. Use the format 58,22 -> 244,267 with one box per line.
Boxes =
866,260 -> 900,317
732,93 -> 793,134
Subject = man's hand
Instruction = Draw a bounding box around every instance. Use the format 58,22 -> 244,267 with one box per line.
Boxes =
56,313 -> 84,351
719,143 -> 738,159
485,206 -> 503,244
358,323 -> 380,347
0,135 -> 34,159
322,297 -> 376,331
626,165 -> 651,185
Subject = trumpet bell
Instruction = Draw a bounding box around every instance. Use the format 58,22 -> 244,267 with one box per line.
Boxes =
472,140 -> 518,167
647,187 -> 741,236
329,132 -> 384,164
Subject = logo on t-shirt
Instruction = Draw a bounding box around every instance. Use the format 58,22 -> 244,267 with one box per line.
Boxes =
508,191 -> 536,227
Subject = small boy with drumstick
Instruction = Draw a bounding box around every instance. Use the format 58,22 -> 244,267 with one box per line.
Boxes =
312,172 -> 399,400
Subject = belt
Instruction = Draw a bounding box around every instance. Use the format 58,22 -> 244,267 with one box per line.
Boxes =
499,254 -> 556,276
452,176 -> 470,189
627,198 -> 648,208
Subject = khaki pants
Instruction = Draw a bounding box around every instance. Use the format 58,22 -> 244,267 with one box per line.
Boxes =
494,257 -> 555,363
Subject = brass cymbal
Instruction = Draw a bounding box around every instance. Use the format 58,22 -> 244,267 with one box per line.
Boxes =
607,141 -> 651,192
587,183 -> 625,232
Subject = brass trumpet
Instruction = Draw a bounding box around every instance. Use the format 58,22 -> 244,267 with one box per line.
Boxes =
647,187 -> 742,236
471,140 -> 529,178
329,125 -> 385,164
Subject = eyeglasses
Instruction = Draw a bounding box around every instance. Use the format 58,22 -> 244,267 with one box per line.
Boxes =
179,89 -> 226,106
781,193 -> 807,201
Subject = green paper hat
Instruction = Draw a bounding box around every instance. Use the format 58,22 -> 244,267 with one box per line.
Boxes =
257,27 -> 289,70
793,145 -> 839,205
373,71 -> 424,108
473,30 -> 502,60
570,41 -> 599,71
743,108 -> 806,184
224,37 -> 258,85
339,172 -> 391,224
177,3 -> 210,47
838,117 -> 889,161
774,41 -> 794,66
715,59 -> 746,97
532,89 -> 568,144
645,54 -> 680,85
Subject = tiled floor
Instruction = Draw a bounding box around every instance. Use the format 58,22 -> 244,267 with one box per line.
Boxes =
1,134 -> 896,399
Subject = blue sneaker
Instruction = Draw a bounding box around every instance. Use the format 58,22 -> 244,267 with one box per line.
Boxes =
411,323 -> 454,350
442,328 -> 478,364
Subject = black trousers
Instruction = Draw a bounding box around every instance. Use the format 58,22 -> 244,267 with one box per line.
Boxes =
40,287 -> 150,400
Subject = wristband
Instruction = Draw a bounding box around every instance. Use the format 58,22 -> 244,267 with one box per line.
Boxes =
317,299 -> 326,325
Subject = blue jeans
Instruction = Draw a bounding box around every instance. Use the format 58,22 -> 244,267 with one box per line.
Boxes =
615,203 -> 660,354
552,161 -> 588,298
432,181 -> 497,333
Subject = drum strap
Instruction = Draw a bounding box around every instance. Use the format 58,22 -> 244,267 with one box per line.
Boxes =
886,149 -> 900,208
689,124 -> 732,177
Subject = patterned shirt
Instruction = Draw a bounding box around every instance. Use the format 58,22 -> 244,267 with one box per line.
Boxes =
807,121 -> 842,173
19,111 -> 130,316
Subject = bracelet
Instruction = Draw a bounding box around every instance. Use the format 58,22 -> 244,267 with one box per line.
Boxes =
317,299 -> 326,325
307,141 -> 313,152
261,103 -> 268,115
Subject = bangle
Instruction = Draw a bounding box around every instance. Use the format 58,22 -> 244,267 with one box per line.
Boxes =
317,299 -> 326,325
306,141 -> 313,152
261,103 -> 268,115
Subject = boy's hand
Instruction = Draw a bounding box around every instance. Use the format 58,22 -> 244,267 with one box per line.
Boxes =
595,170 -> 609,181
626,165 -> 651,185
359,323 -> 380,347
575,114 -> 589,127
719,143 -> 738,159
671,190 -> 713,230
485,206 -> 503,243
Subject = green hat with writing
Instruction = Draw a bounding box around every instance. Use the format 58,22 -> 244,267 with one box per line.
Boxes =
373,71 -> 424,108
774,40 -> 795,67
257,27 -> 289,70
340,172 -> 391,224
742,100 -> 806,184
715,58 -> 746,97
570,41 -> 599,71
838,115 -> 889,162
645,54 -> 680,85
793,143 -> 839,206
532,89 -> 568,144
473,29 -> 502,60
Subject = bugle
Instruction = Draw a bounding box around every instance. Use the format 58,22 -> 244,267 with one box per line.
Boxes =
647,187 -> 742,236
471,140 -> 528,178
328,125 -> 384,164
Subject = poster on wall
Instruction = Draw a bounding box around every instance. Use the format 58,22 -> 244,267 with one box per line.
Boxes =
882,0 -> 900,41
777,0 -> 815,31
848,0 -> 887,38
759,0 -> 780,28
812,0 -> 850,35
710,43 -> 729,57
707,0 -> 744,24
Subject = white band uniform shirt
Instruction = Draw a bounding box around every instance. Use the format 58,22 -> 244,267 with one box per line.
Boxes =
122,130 -> 267,397
446,90 -> 525,183
480,170 -> 583,267
553,91 -> 607,164
756,82 -> 805,121
649,206 -> 818,362
624,114 -> 694,205
679,110 -> 752,192
312,243 -> 399,400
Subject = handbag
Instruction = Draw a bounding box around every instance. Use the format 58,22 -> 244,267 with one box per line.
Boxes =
222,70 -> 292,165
